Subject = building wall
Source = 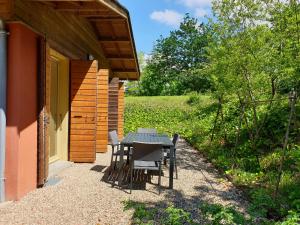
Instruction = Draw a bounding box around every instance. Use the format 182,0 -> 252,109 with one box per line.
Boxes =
108,77 -> 119,137
5,23 -> 38,200
118,82 -> 124,139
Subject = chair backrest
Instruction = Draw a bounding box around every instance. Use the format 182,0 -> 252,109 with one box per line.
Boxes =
172,134 -> 180,148
132,142 -> 162,161
109,130 -> 119,146
137,128 -> 157,134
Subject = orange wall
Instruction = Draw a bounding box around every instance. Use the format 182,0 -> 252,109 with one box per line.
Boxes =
5,23 -> 38,200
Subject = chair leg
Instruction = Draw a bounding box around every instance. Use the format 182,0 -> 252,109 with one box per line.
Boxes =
130,163 -> 133,194
175,154 -> 178,179
175,161 -> 178,179
114,154 -> 118,170
126,147 -> 130,165
109,146 -> 114,175
158,162 -> 162,195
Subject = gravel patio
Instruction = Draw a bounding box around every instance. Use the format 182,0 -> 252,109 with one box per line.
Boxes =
0,139 -> 248,225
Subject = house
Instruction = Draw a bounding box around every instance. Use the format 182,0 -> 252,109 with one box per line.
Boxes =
0,0 -> 140,202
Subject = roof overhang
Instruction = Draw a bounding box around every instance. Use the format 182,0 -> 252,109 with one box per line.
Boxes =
26,0 -> 140,80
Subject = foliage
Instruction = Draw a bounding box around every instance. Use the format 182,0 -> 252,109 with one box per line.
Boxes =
123,199 -> 254,225
199,203 -> 251,225
162,206 -> 193,225
123,200 -> 194,225
248,188 -> 277,218
136,15 -> 212,96
123,200 -> 156,225
276,211 -> 300,225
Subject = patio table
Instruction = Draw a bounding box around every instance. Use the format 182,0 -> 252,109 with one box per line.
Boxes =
118,132 -> 175,189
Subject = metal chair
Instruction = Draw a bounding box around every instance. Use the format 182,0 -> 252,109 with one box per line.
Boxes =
137,128 -> 157,134
130,142 -> 163,194
164,134 -> 179,179
109,130 -> 130,173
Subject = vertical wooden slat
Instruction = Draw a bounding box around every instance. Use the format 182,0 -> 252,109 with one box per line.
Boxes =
108,77 -> 119,136
37,38 -> 50,186
96,69 -> 109,153
70,60 -> 97,162
118,82 -> 124,139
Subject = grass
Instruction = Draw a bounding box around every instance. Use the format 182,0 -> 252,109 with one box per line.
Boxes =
125,95 -> 212,136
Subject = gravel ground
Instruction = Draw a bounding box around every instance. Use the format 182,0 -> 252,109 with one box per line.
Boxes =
0,139 -> 248,225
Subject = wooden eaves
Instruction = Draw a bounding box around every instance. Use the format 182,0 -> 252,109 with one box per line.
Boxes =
2,0 -> 140,80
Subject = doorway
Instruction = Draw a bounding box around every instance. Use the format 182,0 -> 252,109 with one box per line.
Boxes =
49,49 -> 69,163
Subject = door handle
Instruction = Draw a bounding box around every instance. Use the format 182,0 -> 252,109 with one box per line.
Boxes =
44,115 -> 50,125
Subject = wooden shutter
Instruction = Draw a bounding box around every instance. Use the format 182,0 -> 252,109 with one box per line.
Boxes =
37,38 -> 50,186
96,69 -> 109,153
108,77 -> 119,136
70,60 -> 97,163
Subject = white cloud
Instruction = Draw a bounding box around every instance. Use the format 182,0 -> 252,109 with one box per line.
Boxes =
150,10 -> 184,27
195,8 -> 208,17
177,0 -> 211,19
178,0 -> 211,8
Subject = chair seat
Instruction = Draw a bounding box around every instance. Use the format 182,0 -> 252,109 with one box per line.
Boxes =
133,161 -> 159,170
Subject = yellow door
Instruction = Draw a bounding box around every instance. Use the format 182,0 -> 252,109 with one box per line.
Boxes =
49,49 -> 69,163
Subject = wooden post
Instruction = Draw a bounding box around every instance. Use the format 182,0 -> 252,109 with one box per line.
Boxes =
37,38 -> 50,187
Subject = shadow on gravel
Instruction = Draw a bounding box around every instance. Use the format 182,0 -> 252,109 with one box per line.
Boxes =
90,165 -> 106,173
123,188 -> 250,224
176,140 -> 221,176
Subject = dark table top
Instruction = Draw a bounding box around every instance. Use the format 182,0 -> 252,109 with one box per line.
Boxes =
121,132 -> 174,147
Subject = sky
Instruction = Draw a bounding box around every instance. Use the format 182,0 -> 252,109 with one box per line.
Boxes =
118,0 -> 213,54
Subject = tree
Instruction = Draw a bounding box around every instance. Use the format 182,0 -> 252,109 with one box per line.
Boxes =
138,14 -> 212,96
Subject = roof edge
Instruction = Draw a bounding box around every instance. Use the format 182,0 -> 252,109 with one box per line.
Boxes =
108,0 -> 141,80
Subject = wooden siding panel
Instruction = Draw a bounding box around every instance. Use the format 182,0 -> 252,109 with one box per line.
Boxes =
70,60 -> 97,162
96,69 -> 109,153
118,82 -> 124,139
108,78 -> 119,138
96,69 -> 110,153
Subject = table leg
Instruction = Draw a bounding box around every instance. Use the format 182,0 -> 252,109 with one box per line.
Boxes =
169,146 -> 174,189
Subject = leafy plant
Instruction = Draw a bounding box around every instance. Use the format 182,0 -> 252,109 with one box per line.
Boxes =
162,206 -> 194,225
199,203 -> 251,225
123,200 -> 156,225
276,211 -> 300,225
248,189 -> 277,218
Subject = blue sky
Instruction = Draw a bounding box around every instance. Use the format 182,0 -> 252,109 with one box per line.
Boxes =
119,0 -> 212,54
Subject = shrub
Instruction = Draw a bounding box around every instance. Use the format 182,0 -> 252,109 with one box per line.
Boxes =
199,203 -> 250,225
